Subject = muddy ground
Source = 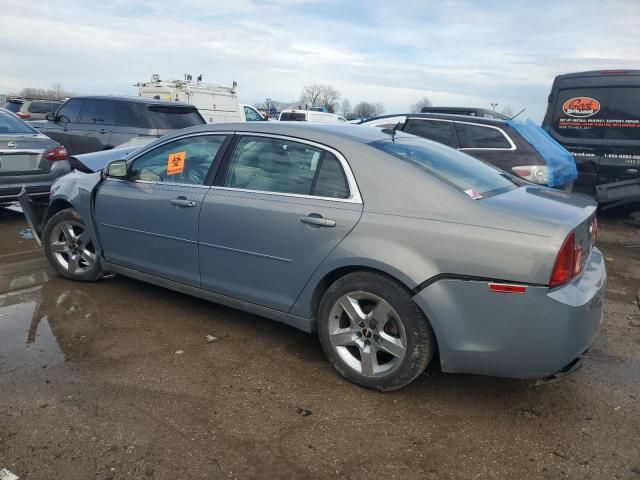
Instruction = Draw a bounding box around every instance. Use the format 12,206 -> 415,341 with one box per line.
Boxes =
0,205 -> 639,480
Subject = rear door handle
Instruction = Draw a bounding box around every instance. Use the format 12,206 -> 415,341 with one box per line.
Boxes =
171,197 -> 196,208
99,129 -> 107,134
300,214 -> 336,227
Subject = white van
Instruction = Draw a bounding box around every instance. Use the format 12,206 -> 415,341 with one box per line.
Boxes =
136,75 -> 265,123
278,109 -> 347,123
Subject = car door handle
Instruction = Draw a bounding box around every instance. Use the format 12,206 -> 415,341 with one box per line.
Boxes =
171,198 -> 196,208
99,129 -> 107,134
300,214 -> 336,227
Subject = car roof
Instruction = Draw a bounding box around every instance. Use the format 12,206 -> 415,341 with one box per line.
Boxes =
365,113 -> 508,126
554,69 -> 640,80
68,95 -> 194,107
148,121 -> 405,147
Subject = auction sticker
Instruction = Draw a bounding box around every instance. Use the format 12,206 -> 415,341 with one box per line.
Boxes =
0,469 -> 19,480
167,151 -> 186,175
562,97 -> 600,118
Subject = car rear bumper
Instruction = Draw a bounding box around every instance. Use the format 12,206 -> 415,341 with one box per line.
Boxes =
0,183 -> 51,202
412,247 -> 606,379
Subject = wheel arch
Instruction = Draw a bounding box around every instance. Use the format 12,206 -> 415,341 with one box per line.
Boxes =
306,265 -> 414,332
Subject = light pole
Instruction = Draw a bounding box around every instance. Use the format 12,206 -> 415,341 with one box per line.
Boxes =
491,102 -> 498,114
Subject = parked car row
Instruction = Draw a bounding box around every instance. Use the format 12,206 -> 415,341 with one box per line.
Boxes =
2,97 -> 62,120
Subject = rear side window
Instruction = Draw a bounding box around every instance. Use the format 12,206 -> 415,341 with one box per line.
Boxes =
113,102 -> 151,128
370,137 -> 518,198
243,106 -> 263,121
404,119 -> 458,147
455,123 -> 512,149
224,136 -> 350,198
3,101 -> 22,113
78,99 -> 116,125
0,112 -> 37,134
313,154 -> 349,198
56,99 -> 83,123
603,87 -> 640,141
147,106 -> 204,129
27,101 -> 60,114
279,112 -> 306,121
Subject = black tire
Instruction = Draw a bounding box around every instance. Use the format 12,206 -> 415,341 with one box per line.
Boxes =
317,271 -> 436,391
43,208 -> 103,282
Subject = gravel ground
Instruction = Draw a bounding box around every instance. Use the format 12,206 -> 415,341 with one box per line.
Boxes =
0,205 -> 639,480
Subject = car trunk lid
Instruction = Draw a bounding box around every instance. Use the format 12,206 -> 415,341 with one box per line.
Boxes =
0,134 -> 57,176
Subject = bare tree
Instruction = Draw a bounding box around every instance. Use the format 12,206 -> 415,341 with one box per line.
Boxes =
300,84 -> 325,109
14,83 -> 75,100
373,102 -> 385,116
410,96 -> 432,113
340,98 -> 352,117
352,101 -> 376,119
318,85 -> 340,113
500,106 -> 514,118
300,84 -> 341,112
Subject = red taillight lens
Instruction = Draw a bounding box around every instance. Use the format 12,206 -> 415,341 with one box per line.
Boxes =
549,233 -> 575,288
488,283 -> 527,294
43,145 -> 68,161
16,112 -> 31,120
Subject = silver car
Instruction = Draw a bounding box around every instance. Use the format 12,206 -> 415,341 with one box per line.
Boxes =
20,122 -> 606,390
0,108 -> 70,206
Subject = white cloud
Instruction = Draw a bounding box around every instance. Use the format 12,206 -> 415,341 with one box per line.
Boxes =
0,0 -> 639,121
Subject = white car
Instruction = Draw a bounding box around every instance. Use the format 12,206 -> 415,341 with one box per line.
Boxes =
278,109 -> 347,123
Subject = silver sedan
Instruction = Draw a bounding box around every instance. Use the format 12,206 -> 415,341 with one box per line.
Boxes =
21,122 -> 606,390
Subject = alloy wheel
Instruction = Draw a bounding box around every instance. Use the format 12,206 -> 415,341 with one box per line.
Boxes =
327,291 -> 407,377
49,220 -> 97,275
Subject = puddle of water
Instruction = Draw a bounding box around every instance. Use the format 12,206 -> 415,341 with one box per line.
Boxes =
0,290 -> 65,377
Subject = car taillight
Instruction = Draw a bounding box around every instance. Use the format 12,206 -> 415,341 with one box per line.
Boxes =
43,145 -> 68,161
549,232 -> 583,288
16,112 -> 31,120
592,218 -> 598,241
511,165 -> 549,185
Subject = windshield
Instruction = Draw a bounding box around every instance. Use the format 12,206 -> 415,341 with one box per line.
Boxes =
279,112 -> 306,121
147,106 -> 204,130
0,111 -> 38,134
370,136 -> 519,198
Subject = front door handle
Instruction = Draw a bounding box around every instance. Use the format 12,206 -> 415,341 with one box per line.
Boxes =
171,197 -> 196,208
300,214 -> 336,227
99,129 -> 107,134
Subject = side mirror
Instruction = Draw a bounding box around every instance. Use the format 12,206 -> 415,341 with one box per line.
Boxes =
45,112 -> 56,122
104,160 -> 127,179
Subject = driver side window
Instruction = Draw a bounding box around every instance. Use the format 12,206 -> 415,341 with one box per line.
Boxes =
129,135 -> 227,185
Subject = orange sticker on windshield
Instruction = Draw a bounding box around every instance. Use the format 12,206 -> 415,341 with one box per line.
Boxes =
167,151 -> 186,175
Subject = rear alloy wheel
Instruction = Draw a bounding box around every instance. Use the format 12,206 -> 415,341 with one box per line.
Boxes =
318,272 -> 436,391
43,209 -> 103,281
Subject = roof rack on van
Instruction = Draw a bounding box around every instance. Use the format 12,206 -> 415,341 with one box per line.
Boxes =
135,75 -> 238,95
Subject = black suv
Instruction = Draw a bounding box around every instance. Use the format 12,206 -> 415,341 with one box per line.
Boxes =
542,70 -> 640,204
32,96 -> 205,155
361,113 -> 572,188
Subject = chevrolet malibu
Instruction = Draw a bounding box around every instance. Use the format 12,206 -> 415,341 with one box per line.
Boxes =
20,122 -> 606,391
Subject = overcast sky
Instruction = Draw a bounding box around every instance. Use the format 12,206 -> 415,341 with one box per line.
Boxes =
1,0 -> 638,120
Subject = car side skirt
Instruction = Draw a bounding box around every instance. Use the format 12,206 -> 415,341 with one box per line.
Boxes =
103,262 -> 313,333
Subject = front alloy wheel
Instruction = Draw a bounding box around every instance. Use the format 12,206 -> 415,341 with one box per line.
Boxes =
43,208 -> 103,282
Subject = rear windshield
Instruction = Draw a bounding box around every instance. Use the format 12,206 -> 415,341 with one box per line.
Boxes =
0,111 -> 37,134
147,106 -> 204,129
370,136 -> 518,198
3,101 -> 22,113
279,112 -> 306,121
552,87 -> 640,141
